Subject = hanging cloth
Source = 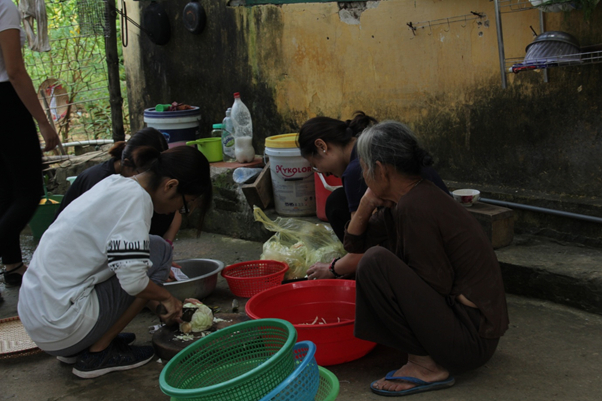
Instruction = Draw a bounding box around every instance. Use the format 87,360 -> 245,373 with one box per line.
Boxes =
18,0 -> 51,52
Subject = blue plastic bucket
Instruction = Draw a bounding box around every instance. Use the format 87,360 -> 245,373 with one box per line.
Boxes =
143,107 -> 201,148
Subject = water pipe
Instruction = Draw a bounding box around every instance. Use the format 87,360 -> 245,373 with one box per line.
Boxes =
480,197 -> 602,225
60,139 -> 114,148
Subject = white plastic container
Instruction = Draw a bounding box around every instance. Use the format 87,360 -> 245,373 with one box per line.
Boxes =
231,93 -> 255,163
143,107 -> 201,148
265,133 -> 316,216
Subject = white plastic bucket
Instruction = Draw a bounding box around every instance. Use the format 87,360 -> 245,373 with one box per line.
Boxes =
144,107 -> 201,148
265,134 -> 315,216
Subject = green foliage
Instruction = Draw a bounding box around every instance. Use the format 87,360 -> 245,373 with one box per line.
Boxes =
21,0 -> 129,143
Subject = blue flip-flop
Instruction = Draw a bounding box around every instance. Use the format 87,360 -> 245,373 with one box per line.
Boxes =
370,370 -> 456,397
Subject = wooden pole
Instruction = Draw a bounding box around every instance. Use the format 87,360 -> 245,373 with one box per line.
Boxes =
104,0 -> 125,142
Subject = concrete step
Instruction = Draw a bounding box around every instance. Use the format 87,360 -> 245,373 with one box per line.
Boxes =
497,234 -> 602,315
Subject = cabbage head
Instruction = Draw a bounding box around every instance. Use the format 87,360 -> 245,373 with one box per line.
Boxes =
190,304 -> 213,332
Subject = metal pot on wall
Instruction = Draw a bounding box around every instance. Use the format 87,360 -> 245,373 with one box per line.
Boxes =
142,1 -> 171,45
183,0 -> 207,34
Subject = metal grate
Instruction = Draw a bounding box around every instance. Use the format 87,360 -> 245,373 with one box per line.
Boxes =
22,0 -> 129,144
76,0 -> 110,37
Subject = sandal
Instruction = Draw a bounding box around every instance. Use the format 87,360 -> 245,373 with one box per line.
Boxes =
2,263 -> 24,286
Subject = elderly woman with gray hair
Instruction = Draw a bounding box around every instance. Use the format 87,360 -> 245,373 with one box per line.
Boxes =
345,121 -> 509,397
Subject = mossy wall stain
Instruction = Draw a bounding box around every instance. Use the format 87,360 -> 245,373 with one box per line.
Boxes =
127,1 -> 290,153
415,65 -> 602,198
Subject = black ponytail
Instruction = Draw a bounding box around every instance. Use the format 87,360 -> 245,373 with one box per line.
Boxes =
108,141 -> 127,159
130,146 -> 161,174
122,127 -> 169,171
346,111 -> 378,138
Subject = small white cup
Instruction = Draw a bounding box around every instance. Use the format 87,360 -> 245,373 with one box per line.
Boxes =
452,189 -> 480,207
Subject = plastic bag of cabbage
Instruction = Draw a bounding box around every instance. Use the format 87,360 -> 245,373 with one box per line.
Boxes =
253,206 -> 346,280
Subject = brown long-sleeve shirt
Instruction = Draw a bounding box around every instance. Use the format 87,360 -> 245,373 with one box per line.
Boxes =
344,180 -> 509,339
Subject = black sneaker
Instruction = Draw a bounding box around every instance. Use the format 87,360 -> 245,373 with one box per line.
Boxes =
72,338 -> 154,378
57,333 -> 137,364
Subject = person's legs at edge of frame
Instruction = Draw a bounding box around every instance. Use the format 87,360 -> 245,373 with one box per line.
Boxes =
325,187 -> 350,243
355,246 -> 499,396
48,236 -> 173,378
0,82 -> 43,286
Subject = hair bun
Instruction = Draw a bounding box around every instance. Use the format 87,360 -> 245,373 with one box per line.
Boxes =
415,147 -> 434,167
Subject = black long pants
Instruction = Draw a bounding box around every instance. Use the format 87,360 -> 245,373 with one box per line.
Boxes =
0,82 -> 43,265
325,187 -> 350,243
355,246 -> 500,374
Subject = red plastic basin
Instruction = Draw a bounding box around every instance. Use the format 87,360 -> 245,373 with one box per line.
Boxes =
245,279 -> 376,366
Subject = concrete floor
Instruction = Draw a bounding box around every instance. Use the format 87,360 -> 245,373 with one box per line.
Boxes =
2,230 -> 602,400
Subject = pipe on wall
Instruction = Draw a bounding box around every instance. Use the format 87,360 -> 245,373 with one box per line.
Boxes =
480,197 -> 602,225
60,140 -> 115,148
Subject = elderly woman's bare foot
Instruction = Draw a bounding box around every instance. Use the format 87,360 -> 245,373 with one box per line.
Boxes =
371,354 -> 450,392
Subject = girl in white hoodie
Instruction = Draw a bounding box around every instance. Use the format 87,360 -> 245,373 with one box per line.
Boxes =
18,145 -> 212,378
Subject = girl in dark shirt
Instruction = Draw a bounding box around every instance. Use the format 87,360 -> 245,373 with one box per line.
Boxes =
55,127 -> 182,243
346,121 -> 508,397
297,112 -> 449,280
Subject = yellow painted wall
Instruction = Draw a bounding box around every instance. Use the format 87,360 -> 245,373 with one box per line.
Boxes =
232,0 -> 541,123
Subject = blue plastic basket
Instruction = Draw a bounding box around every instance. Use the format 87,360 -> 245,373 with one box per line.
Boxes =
259,341 -> 319,401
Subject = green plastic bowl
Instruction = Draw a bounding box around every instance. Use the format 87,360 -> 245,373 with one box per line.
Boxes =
28,194 -> 63,240
315,366 -> 340,401
159,318 -> 297,401
186,138 -> 223,162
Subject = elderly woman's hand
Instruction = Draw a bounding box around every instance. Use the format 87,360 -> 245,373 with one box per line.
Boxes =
306,262 -> 332,280
348,188 -> 395,236
360,188 -> 396,211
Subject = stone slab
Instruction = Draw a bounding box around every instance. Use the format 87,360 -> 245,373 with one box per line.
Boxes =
467,201 -> 515,249
496,234 -> 602,315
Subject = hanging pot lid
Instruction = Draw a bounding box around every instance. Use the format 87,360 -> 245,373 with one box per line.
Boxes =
142,1 -> 171,45
183,1 -> 206,34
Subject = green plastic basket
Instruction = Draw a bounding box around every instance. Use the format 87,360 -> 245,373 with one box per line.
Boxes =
314,367 -> 340,401
160,318 -> 297,401
28,195 -> 63,240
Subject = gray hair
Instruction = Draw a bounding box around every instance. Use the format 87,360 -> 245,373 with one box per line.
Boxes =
356,121 -> 433,179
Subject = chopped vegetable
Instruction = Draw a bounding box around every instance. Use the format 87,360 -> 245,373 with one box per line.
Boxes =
174,333 -> 194,341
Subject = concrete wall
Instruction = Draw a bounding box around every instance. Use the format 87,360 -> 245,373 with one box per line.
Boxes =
123,0 -> 602,201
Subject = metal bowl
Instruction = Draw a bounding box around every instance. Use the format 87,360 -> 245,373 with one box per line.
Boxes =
164,258 -> 225,301
527,31 -> 580,50
524,31 -> 581,64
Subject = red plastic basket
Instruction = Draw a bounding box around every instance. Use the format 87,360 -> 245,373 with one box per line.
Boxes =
222,260 -> 289,298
